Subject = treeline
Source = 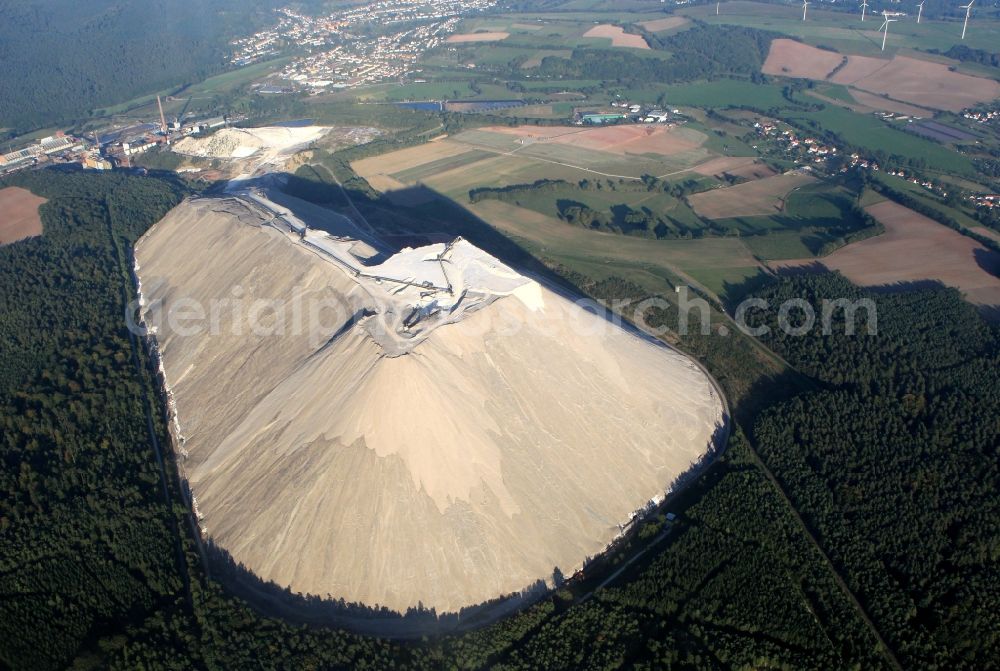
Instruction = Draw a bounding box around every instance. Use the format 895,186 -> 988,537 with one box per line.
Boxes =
532,25 -> 777,85
749,274 -> 1000,668
816,202 -> 885,256
469,176 -> 715,240
932,45 -> 1000,69
469,179 -> 569,203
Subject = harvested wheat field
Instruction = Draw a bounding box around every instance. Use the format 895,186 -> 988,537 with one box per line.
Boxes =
558,125 -> 704,156
639,16 -> 689,32
774,201 -> 1000,310
763,40 -> 1000,112
688,172 -> 815,220
0,187 -> 46,245
826,54 -> 887,85
762,39 -> 844,79
366,174 -> 436,206
691,157 -> 776,181
446,31 -> 509,43
842,55 -> 1000,113
352,141 -> 473,178
136,195 -> 724,615
582,24 -> 649,49
974,227 -> 1000,245
476,124 -> 706,157
847,89 -> 930,117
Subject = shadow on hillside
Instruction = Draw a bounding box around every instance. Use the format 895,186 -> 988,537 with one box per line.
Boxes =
974,247 -> 1000,279
167,176 -> 735,637
202,538 -> 550,638
866,279 -> 948,294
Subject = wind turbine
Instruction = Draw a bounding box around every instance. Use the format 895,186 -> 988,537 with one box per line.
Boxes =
860,0 -> 869,22
960,0 -> 974,40
802,0 -> 809,21
916,1 -> 924,24
879,12 -> 897,51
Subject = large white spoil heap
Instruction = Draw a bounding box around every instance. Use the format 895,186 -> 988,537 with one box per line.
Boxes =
135,193 -> 724,614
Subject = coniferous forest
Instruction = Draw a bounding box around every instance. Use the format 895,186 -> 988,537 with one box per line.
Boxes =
0,171 -> 997,669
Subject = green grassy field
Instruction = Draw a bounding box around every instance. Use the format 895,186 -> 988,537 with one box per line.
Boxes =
699,180 -> 869,260
873,173 -> 985,229
809,82 -> 856,104
783,104 -> 976,176
681,1 -> 1000,56
519,79 -> 606,91
477,179 -> 711,238
742,230 -> 818,259
93,57 -> 292,118
659,80 -> 792,110
463,197 -> 762,299
186,58 -> 292,95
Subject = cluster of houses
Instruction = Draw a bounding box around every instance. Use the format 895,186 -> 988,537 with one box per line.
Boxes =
753,122 -> 840,165
962,108 -> 999,124
970,194 -> 1000,210
884,169 -> 945,196
230,0 -> 496,92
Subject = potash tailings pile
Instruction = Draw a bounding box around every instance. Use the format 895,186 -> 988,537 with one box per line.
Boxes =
172,126 -> 328,159
134,194 -> 724,615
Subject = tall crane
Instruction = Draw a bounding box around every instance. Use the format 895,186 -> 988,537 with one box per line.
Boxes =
157,95 -> 170,145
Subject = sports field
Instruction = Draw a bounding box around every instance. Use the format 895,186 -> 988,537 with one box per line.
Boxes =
0,187 -> 46,245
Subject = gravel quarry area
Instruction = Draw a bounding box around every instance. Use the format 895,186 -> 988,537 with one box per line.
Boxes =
134,186 -> 725,616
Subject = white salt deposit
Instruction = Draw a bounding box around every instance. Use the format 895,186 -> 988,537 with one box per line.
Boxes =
135,194 -> 725,614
